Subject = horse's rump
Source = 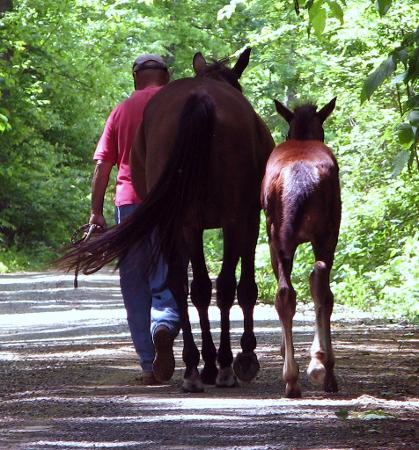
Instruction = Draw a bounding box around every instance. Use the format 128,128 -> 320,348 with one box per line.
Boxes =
131,77 -> 270,228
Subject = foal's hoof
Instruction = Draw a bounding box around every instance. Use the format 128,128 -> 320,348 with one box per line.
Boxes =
307,358 -> 326,385
233,352 -> 260,382
216,367 -> 238,388
200,365 -> 218,385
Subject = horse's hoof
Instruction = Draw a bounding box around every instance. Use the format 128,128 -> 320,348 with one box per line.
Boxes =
182,369 -> 205,393
182,378 -> 205,393
307,358 -> 326,385
216,367 -> 237,388
324,373 -> 338,393
285,383 -> 302,398
233,352 -> 260,382
200,365 -> 218,385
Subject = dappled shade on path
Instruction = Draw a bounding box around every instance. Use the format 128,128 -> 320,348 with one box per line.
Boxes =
0,271 -> 417,449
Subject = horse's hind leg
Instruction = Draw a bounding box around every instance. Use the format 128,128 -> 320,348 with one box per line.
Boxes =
274,243 -> 301,398
185,227 -> 218,385
216,225 -> 240,387
233,212 -> 260,382
307,240 -> 338,393
168,246 -> 203,393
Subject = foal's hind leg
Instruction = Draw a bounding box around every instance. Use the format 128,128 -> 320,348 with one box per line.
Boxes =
233,212 -> 260,382
216,226 -> 240,387
307,241 -> 338,393
274,244 -> 301,398
185,227 -> 218,385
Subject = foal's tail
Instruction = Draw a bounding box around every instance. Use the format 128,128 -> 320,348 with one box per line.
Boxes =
281,161 -> 318,243
56,92 -> 216,274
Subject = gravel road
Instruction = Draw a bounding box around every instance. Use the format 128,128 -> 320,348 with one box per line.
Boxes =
0,270 -> 417,449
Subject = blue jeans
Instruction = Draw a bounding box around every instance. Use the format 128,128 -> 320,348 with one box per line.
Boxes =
116,204 -> 180,372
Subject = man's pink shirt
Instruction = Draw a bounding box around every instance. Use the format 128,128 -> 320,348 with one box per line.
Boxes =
93,86 -> 162,206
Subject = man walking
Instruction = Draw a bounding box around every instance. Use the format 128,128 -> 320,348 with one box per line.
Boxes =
89,54 -> 179,384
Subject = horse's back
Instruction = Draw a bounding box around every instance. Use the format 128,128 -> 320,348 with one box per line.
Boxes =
133,77 -> 274,226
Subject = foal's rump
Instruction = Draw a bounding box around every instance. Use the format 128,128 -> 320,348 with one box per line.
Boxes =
262,140 -> 340,244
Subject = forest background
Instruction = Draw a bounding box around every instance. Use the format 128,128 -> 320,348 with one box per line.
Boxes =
0,0 -> 417,321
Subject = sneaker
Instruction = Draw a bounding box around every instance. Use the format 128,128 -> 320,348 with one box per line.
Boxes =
153,325 -> 176,382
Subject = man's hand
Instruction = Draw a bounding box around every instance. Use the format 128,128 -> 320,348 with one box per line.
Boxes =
89,212 -> 107,229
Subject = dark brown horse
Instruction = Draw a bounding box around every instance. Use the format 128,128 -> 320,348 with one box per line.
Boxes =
261,98 -> 340,397
58,49 -> 274,393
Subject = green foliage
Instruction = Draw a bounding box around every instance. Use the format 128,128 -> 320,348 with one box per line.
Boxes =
1,0 -> 418,321
361,55 -> 396,103
335,409 -> 349,419
203,229 -> 223,276
360,21 -> 418,172
0,0 -> 125,259
334,408 -> 395,420
331,174 -> 418,321
375,0 -> 392,17
353,409 -> 395,420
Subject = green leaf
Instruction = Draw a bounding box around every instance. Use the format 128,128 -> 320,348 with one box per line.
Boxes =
335,409 -> 349,419
328,1 -> 344,24
355,409 -> 395,420
305,0 -> 315,9
311,7 -> 327,37
406,95 -> 419,109
308,0 -> 324,19
361,55 -> 397,103
405,48 -> 419,82
408,110 -> 419,127
392,48 -> 408,65
398,123 -> 415,145
0,112 -> 10,133
217,0 -> 246,20
392,150 -> 410,177
375,0 -> 392,17
391,72 -> 407,84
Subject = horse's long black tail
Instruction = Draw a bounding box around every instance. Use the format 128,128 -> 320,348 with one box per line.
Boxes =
56,92 -> 216,274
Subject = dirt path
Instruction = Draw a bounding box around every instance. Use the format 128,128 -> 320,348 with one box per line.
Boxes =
0,271 -> 418,450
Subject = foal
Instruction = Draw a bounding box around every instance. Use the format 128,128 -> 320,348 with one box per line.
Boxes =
261,98 -> 341,398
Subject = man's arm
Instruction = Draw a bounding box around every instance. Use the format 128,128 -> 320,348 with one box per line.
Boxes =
89,160 -> 113,228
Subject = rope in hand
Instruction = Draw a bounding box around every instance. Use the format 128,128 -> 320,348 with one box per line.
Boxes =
71,223 -> 104,288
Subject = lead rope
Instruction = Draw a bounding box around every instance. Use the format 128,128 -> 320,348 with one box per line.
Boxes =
70,224 -> 104,288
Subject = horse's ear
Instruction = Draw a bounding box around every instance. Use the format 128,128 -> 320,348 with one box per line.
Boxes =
318,97 -> 336,122
233,48 -> 251,78
274,99 -> 294,123
193,52 -> 207,74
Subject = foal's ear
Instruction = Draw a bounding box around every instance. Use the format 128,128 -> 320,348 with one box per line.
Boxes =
233,48 -> 251,78
318,97 -> 336,122
193,52 -> 207,74
274,99 -> 294,123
